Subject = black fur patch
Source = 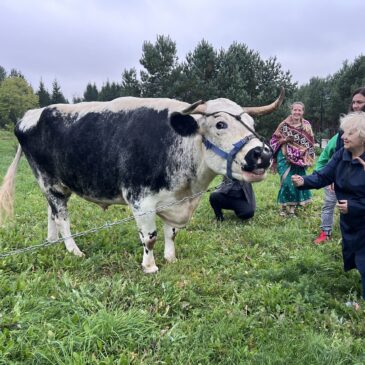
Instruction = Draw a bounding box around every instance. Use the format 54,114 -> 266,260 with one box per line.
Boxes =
15,106 -> 196,204
170,112 -> 199,137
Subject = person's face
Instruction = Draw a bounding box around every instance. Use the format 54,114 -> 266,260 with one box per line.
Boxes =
341,127 -> 364,152
351,93 -> 365,111
291,104 -> 304,121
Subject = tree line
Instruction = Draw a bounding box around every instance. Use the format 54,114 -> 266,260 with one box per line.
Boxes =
1,35 -> 364,139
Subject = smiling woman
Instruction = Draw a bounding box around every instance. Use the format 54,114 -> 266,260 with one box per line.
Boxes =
270,102 -> 315,216
292,111 -> 365,306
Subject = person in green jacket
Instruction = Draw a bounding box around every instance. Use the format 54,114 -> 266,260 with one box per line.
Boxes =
313,134 -> 338,243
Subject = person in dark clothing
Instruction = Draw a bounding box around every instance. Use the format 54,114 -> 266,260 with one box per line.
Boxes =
209,177 -> 256,221
313,86 -> 365,244
292,111 -> 365,306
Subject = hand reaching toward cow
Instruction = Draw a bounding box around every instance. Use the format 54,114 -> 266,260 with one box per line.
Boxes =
291,174 -> 304,187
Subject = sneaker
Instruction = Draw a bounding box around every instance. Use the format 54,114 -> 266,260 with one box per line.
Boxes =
314,230 -> 331,244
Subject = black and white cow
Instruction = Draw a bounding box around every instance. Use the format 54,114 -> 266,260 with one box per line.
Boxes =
0,91 -> 283,273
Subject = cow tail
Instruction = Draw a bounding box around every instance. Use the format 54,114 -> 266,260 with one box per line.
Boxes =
0,145 -> 23,225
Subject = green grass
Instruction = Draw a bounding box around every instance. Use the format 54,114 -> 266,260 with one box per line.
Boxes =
1,129 -> 365,364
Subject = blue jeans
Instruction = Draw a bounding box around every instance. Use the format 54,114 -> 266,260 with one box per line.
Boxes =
320,186 -> 337,234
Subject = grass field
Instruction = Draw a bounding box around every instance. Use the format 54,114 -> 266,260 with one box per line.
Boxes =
0,129 -> 365,364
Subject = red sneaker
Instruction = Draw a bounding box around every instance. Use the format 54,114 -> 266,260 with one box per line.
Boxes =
314,231 -> 331,244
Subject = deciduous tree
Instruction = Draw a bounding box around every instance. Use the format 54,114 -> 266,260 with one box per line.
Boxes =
0,77 -> 38,128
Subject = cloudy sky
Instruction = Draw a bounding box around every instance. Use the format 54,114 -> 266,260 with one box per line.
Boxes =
1,0 -> 364,101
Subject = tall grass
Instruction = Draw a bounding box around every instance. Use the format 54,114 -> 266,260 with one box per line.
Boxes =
0,129 -> 364,364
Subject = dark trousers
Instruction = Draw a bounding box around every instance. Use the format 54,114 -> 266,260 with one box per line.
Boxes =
209,191 -> 255,220
343,246 -> 365,300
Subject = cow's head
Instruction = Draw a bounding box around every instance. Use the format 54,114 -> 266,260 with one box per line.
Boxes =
170,88 -> 284,182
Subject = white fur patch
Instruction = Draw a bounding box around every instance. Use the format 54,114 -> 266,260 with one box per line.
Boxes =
18,98 -> 190,131
18,108 -> 45,131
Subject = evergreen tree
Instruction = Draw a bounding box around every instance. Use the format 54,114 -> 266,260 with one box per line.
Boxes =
98,81 -> 121,101
72,96 -> 83,104
180,40 -> 219,102
294,77 -> 332,139
83,83 -> 99,101
140,35 -> 178,97
120,68 -> 141,97
51,79 -> 68,104
9,69 -> 25,79
295,55 -> 365,138
0,66 -> 6,84
36,80 -> 51,107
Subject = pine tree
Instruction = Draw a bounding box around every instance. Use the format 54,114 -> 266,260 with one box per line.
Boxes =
51,79 -> 68,104
0,66 -> 6,84
120,68 -> 141,97
36,80 -> 51,107
98,81 -> 121,101
9,69 -> 25,79
139,35 -> 178,97
83,83 -> 99,101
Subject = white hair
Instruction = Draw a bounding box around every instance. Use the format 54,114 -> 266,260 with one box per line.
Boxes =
340,111 -> 365,139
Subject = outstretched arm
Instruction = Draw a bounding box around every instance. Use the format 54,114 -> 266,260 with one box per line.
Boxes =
291,174 -> 304,187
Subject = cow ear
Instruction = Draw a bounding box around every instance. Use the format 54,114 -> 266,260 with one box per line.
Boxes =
170,112 -> 199,136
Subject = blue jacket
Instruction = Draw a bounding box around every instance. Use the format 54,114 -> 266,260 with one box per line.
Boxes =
300,148 -> 365,252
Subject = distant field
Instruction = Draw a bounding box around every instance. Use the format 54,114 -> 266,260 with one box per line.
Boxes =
0,129 -> 364,365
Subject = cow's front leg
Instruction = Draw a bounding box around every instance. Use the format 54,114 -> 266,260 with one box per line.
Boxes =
163,222 -> 178,263
134,214 -> 159,274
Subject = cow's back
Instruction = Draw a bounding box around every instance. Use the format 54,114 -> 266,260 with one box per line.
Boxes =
15,102 -> 196,202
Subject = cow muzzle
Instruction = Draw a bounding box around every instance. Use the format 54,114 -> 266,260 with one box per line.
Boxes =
242,145 -> 273,174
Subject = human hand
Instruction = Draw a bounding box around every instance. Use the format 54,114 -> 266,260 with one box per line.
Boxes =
285,135 -> 294,143
291,174 -> 304,187
336,200 -> 348,214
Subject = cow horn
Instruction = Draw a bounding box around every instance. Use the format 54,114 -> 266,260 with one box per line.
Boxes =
242,87 -> 285,116
181,100 -> 206,115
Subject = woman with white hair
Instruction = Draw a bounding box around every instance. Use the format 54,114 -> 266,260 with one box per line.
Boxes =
292,112 -> 365,306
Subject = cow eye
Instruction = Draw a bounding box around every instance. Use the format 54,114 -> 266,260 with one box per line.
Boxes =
216,121 -> 228,129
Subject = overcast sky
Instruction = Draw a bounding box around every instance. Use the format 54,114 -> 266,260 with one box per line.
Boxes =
1,0 -> 364,101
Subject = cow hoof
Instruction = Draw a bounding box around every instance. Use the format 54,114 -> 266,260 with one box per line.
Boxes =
143,265 -> 159,274
74,250 -> 85,257
165,255 -> 177,263
68,247 -> 85,257
47,236 -> 59,242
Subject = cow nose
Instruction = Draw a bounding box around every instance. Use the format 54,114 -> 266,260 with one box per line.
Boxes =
260,145 -> 273,164
242,145 -> 273,171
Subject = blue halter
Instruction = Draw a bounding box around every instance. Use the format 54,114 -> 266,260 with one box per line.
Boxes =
202,134 -> 255,180
200,110 -> 270,180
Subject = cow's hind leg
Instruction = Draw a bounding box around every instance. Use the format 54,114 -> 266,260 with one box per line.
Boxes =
133,212 -> 159,274
163,222 -> 178,263
47,205 -> 59,242
45,190 -> 84,257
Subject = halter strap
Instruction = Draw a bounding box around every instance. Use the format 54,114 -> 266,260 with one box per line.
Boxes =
202,134 -> 255,180
201,110 -> 271,180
